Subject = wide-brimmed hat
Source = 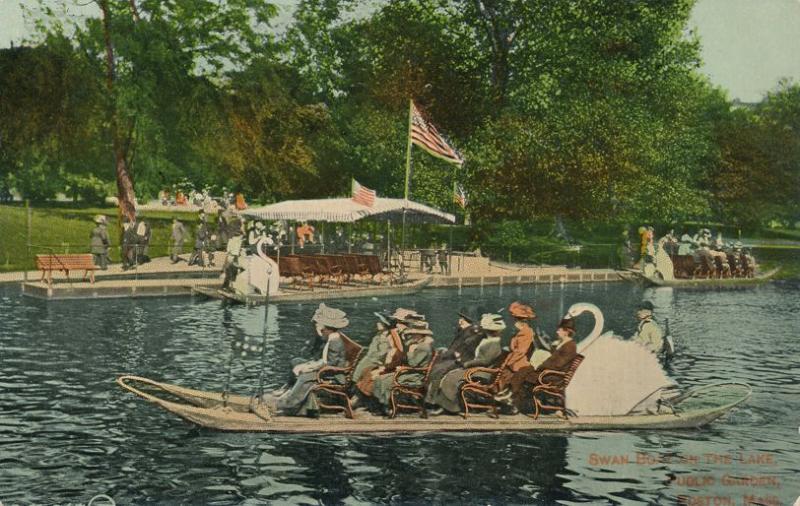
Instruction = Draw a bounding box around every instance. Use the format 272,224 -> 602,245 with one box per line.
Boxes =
93,215 -> 106,224
374,311 -> 396,327
458,311 -> 475,324
312,303 -> 349,329
255,221 -> 265,230
733,241 -> 743,250
404,321 -> 433,337
480,313 -> 506,332
637,300 -> 655,312
508,301 -> 535,320
392,308 -> 425,322
557,317 -> 576,334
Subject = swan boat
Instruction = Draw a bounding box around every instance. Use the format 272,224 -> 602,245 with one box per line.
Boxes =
118,303 -> 751,433
192,276 -> 431,305
117,375 -> 750,433
637,267 -> 780,288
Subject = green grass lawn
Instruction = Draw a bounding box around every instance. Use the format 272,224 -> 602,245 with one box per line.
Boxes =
2,204 -> 798,279
0,204 -> 202,272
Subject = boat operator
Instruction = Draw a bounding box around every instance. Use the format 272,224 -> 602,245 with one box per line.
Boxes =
631,301 -> 664,354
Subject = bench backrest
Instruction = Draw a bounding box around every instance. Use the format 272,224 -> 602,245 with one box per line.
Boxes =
36,254 -> 95,270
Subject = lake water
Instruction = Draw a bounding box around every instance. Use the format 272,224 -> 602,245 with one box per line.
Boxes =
1,281 -> 799,505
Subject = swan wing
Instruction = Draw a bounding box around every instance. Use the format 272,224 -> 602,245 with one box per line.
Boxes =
567,333 -> 674,416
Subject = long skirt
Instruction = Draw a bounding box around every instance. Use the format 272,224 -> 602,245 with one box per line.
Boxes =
424,357 -> 458,404
276,371 -> 319,416
509,366 -> 540,412
372,372 -> 424,408
356,366 -> 379,396
433,368 -> 467,413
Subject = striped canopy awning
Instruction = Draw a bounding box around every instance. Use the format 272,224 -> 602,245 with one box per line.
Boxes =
241,197 -> 455,224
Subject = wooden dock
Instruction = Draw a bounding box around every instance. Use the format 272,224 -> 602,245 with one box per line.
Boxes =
16,253 -> 634,302
21,278 -> 223,300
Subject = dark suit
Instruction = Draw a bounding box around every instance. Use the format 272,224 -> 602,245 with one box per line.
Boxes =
510,339 -> 578,412
424,325 -> 485,404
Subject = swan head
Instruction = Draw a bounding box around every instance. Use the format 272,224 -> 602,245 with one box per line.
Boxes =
565,302 -> 602,320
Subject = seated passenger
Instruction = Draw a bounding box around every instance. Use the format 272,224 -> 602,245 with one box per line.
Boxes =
495,302 -> 538,394
371,322 -> 435,413
677,230 -> 694,256
631,301 -> 663,354
431,313 -> 505,414
353,308 -> 418,403
276,304 -> 349,417
424,312 -> 486,405
352,312 -> 396,385
509,317 -> 578,413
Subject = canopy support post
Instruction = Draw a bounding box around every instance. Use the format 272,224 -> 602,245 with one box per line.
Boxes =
386,220 -> 391,268
347,223 -> 352,253
448,225 -> 454,275
321,222 -> 325,254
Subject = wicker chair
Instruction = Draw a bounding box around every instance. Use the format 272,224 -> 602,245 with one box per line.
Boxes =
311,334 -> 364,419
388,352 -> 438,418
460,367 -> 503,419
529,355 -> 584,420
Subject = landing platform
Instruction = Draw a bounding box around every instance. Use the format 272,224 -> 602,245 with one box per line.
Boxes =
21,278 -> 223,300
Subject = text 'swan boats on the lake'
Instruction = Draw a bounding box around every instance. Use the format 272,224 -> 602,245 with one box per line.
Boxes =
117,303 -> 751,433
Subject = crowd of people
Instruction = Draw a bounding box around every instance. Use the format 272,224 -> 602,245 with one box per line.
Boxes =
271,299 -> 665,418
159,186 -> 247,212
630,226 -> 758,279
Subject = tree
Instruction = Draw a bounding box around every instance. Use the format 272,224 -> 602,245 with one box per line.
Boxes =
27,0 -> 277,216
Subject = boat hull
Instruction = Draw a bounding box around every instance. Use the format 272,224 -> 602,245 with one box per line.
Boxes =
639,267 -> 779,288
117,376 -> 750,433
192,276 -> 431,305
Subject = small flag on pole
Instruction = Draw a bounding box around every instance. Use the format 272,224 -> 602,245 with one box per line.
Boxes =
352,179 -> 376,207
454,184 -> 467,208
410,101 -> 464,165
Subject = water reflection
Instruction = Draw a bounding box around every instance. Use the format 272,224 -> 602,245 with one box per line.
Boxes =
1,282 -> 799,504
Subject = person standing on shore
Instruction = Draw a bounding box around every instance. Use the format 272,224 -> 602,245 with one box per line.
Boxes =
135,214 -> 152,263
89,215 -> 109,270
121,216 -> 138,270
188,221 -> 208,267
170,218 -> 186,263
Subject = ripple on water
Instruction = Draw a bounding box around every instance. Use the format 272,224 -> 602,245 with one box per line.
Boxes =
1,282 -> 799,503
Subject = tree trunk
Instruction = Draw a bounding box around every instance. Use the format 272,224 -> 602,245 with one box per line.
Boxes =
99,0 -> 136,222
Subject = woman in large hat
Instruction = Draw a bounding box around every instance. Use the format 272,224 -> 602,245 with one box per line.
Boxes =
277,303 -> 350,416
89,215 -> 110,270
423,311 -> 486,406
372,321 -> 435,412
353,308 -> 417,404
495,301 -> 537,394
431,313 -> 506,414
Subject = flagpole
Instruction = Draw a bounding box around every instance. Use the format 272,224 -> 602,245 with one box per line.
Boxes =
402,98 -> 413,253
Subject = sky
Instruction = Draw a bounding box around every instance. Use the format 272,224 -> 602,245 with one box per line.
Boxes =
1,0 -> 799,102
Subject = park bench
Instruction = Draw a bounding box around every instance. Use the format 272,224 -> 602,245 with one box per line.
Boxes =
35,253 -> 97,287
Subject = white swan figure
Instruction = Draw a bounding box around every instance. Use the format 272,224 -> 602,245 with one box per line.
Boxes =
654,237 -> 675,281
565,302 -> 676,416
232,236 -> 279,297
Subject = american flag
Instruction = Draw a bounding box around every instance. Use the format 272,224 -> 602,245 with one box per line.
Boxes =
410,101 -> 464,165
454,184 -> 467,208
352,179 -> 376,207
